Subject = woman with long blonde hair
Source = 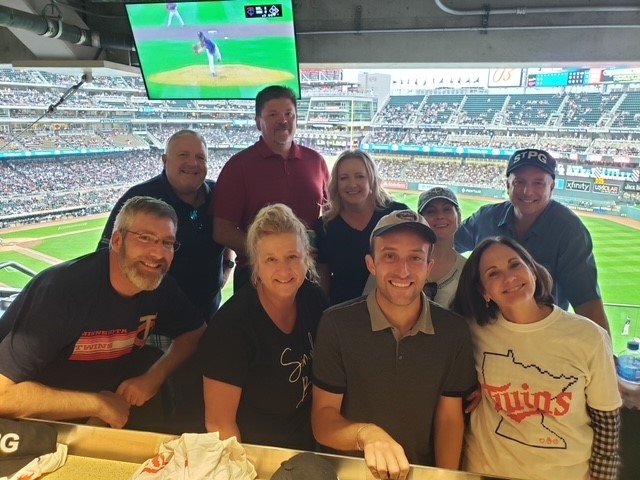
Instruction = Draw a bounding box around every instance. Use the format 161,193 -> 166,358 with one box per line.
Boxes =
314,149 -> 407,305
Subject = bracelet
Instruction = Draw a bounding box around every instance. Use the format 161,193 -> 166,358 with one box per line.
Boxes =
355,423 -> 374,451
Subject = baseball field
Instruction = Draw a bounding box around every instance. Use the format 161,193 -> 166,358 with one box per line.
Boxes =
1,193 -> 638,353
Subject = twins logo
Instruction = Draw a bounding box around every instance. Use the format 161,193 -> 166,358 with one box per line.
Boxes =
482,350 -> 578,449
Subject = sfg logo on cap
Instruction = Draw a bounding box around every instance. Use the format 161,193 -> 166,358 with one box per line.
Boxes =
0,433 -> 19,453
512,149 -> 549,166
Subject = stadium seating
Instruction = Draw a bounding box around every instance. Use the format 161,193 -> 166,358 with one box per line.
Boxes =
1,68 -> 640,226
612,92 -> 640,129
373,95 -> 424,125
563,92 -> 616,128
458,94 -> 508,125
504,93 -> 565,126
416,94 -> 464,125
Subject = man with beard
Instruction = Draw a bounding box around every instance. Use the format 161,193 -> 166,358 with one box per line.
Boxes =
99,131 -> 231,432
213,85 -> 329,291
0,197 -> 205,430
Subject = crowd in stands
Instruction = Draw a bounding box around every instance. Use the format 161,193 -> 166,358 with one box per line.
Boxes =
367,128 -> 407,144
414,99 -> 461,124
3,68 -> 640,159
0,148 -> 512,227
490,133 -> 538,149
592,138 -> 640,156
364,90 -> 640,155
1,68 -> 640,226
0,123 -> 348,154
404,128 -> 448,145
0,149 -> 237,227
361,126 -> 640,159
537,134 -> 592,154
502,94 -> 565,126
373,97 -> 422,125
2,144 -> 639,228
376,158 -> 505,189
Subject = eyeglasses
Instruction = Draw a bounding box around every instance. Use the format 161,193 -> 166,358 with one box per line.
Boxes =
123,230 -> 180,252
424,282 -> 438,301
189,209 -> 204,231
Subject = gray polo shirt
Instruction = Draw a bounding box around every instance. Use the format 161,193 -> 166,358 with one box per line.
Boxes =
313,291 -> 477,466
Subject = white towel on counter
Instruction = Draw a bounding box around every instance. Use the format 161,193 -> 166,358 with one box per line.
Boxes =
2,443 -> 68,480
131,432 -> 257,480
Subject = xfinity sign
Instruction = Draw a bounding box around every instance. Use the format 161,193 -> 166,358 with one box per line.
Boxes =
565,180 -> 591,192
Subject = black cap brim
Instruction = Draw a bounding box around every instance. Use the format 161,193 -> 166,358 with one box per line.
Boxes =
0,419 -> 57,477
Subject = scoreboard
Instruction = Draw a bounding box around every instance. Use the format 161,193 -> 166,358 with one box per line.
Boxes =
527,67 -> 640,87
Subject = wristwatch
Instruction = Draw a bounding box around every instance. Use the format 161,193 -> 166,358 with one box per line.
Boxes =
223,259 -> 235,269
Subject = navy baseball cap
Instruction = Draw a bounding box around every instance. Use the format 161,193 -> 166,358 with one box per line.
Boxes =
418,186 -> 459,214
271,452 -> 338,480
506,148 -> 557,179
0,419 -> 57,477
371,209 -> 437,245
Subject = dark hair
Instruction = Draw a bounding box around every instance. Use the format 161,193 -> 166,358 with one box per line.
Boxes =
255,85 -> 297,118
111,196 -> 178,249
452,236 -> 554,326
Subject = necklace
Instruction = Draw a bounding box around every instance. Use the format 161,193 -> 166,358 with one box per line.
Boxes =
431,267 -> 459,289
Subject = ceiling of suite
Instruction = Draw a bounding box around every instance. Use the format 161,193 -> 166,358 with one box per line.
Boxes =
2,0 -> 640,70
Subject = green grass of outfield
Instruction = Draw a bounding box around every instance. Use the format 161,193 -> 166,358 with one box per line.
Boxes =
0,217 -> 106,241
1,194 -> 638,352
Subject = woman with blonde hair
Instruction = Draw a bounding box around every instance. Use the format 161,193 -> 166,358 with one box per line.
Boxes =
314,149 -> 407,305
199,203 -> 327,450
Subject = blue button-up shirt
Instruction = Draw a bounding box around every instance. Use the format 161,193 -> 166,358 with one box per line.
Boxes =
455,200 -> 601,310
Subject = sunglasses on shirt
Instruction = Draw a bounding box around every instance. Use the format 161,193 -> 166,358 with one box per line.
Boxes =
190,209 -> 204,231
424,282 -> 438,301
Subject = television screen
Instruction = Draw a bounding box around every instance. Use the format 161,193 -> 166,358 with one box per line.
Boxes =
125,0 -> 301,100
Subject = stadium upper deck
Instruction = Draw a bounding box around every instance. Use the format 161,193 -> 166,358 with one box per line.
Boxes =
1,68 -> 640,165
368,91 -> 640,159
1,68 -> 640,222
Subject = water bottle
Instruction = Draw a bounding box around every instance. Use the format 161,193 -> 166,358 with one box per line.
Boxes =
617,339 -> 640,409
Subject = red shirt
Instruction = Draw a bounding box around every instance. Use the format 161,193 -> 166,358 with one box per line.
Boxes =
212,137 -> 328,231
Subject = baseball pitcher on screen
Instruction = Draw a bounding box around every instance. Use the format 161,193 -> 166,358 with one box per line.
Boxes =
194,31 -> 223,77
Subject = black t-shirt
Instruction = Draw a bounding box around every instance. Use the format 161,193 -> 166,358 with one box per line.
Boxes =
199,280 -> 327,450
315,201 -> 408,305
0,249 -> 204,392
